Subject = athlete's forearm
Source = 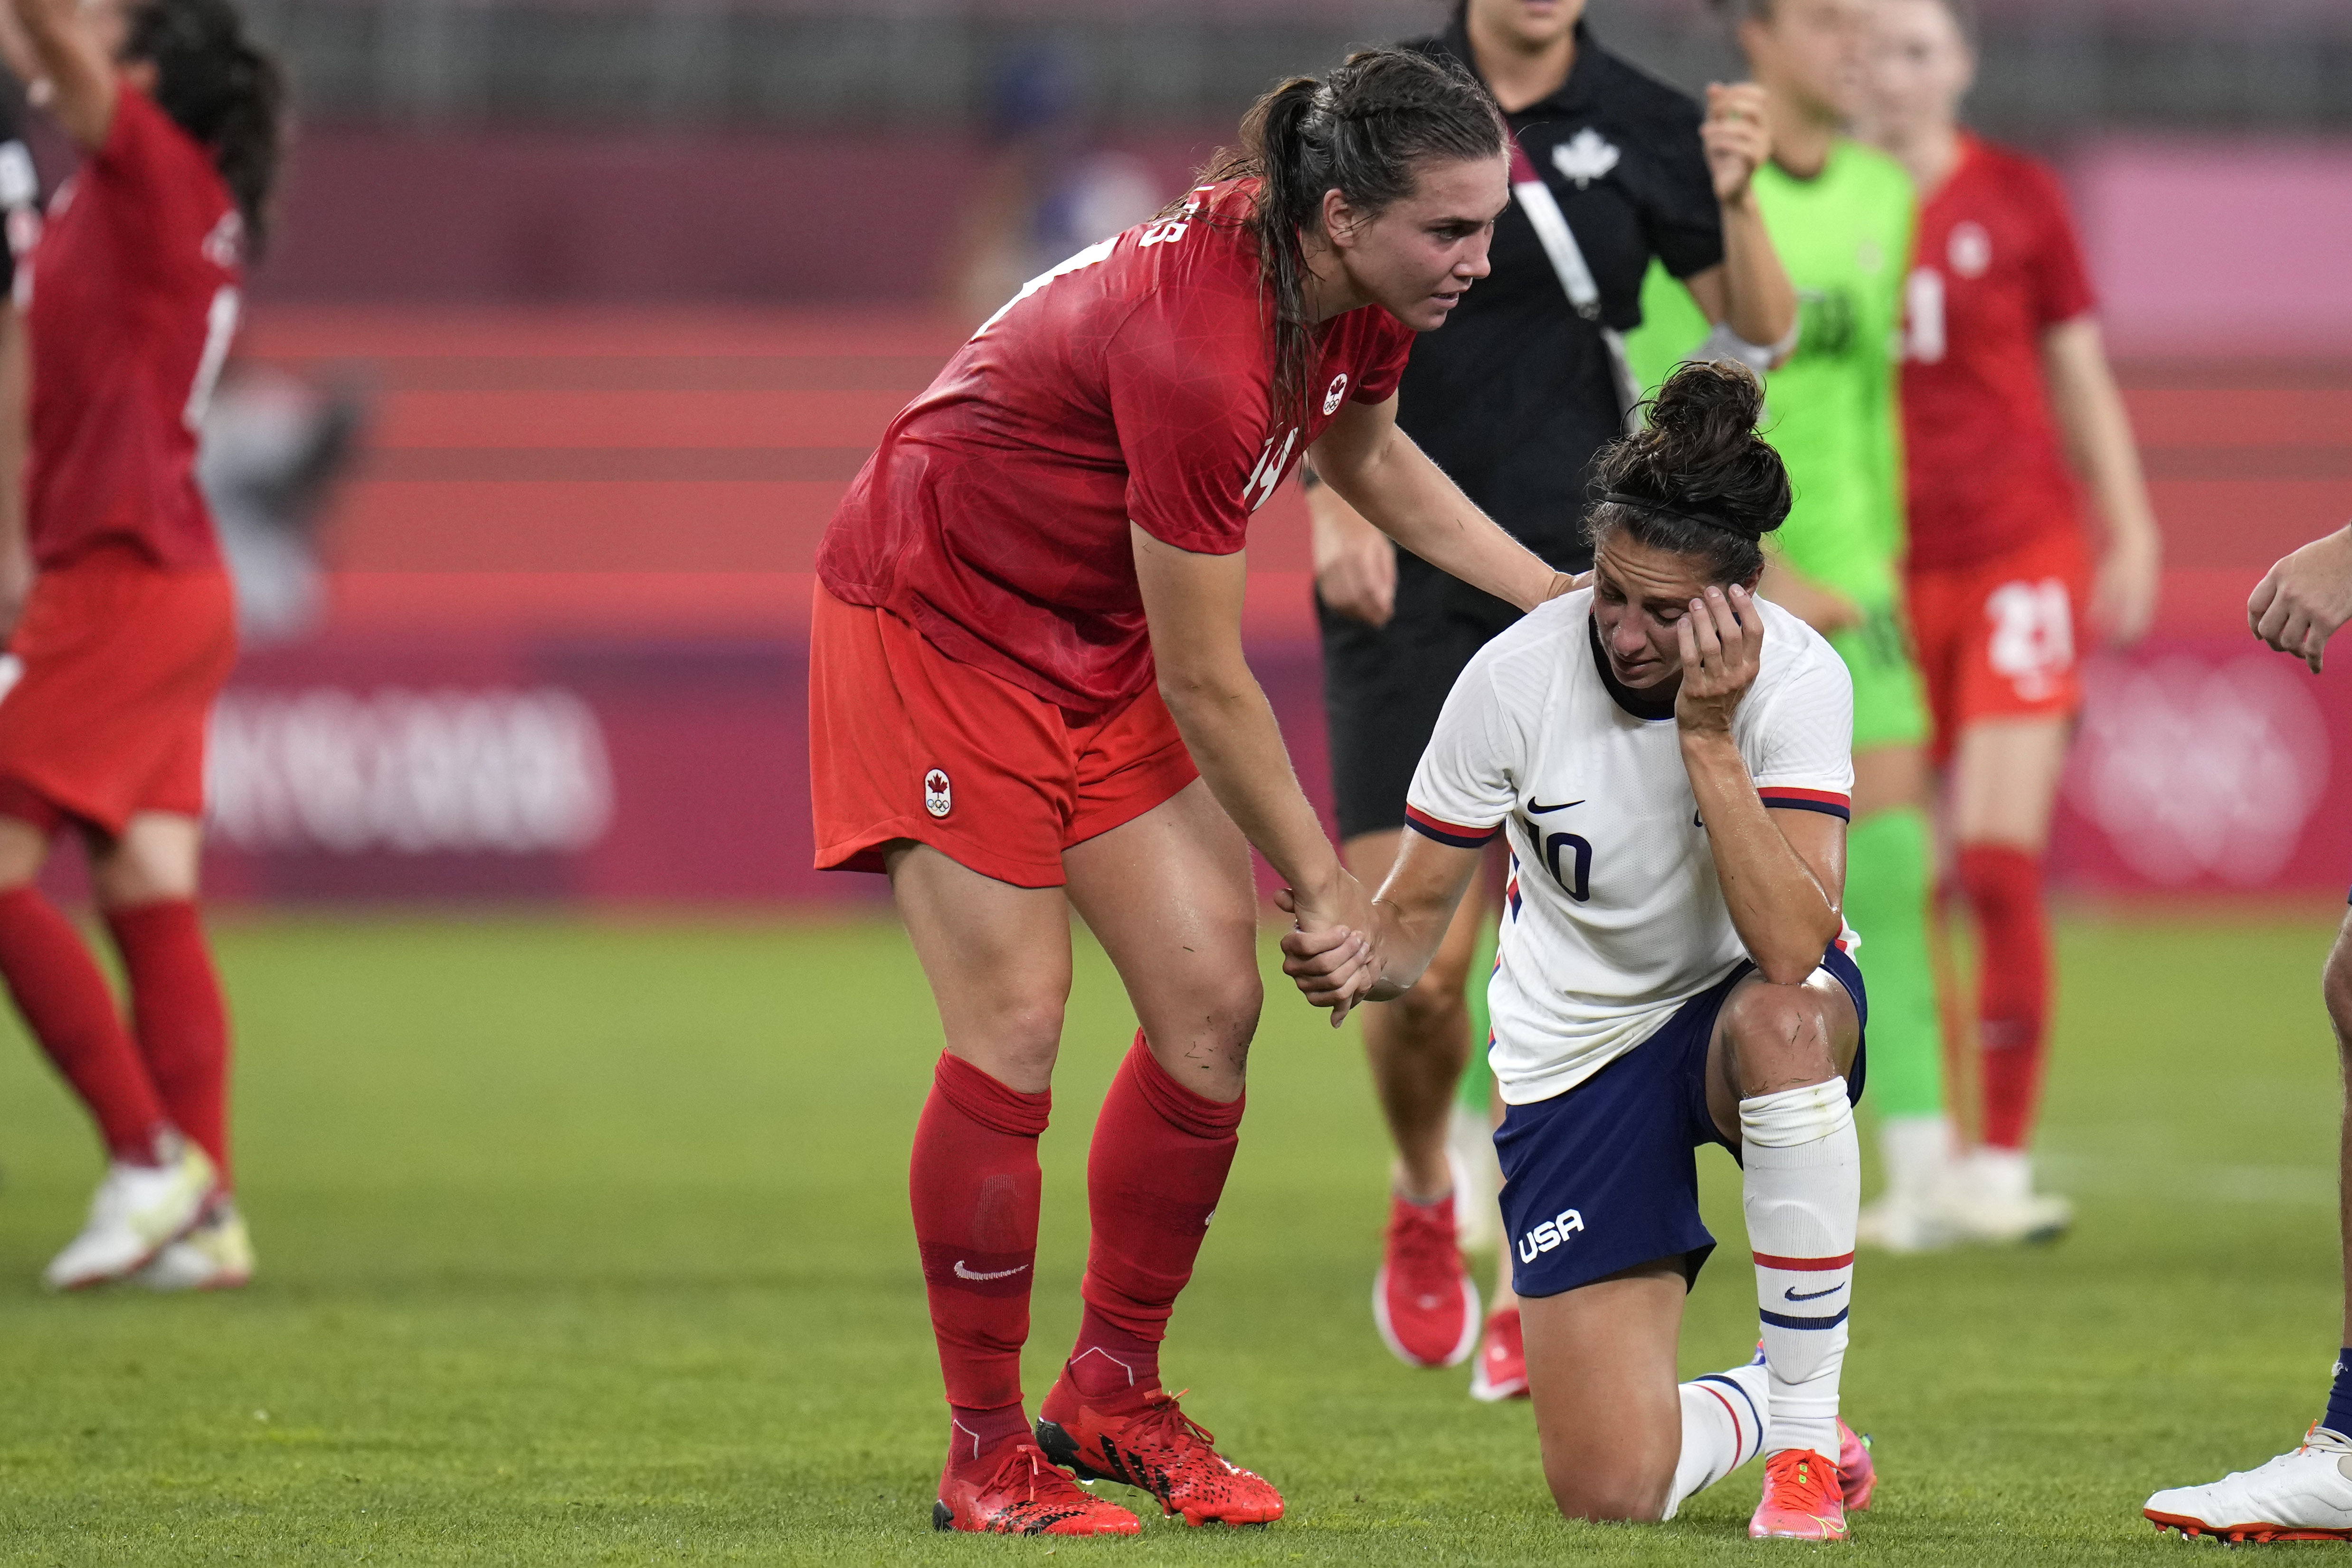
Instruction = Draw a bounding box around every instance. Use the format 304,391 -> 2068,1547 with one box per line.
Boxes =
9,0 -> 112,149
1716,190 -> 1797,351
1313,424 -> 1567,613
1158,671 -> 1340,901
1680,732 -> 1840,984
2046,319 -> 2159,562
1364,835 -> 1484,1001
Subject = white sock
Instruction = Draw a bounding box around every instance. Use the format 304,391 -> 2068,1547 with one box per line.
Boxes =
1663,1360 -> 1769,1519
1742,1081 -> 1859,1464
1876,1112 -> 1953,1204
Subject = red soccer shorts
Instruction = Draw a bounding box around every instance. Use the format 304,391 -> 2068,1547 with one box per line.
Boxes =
808,587 -> 1200,889
0,544 -> 236,837
1906,525 -> 2092,762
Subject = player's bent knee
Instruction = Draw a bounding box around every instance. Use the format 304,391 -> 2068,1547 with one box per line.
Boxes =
1542,1461 -> 1669,1525
1719,981 -> 1838,1095
1386,966 -> 1471,1040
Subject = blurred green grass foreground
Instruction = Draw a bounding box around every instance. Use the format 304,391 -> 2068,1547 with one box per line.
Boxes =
0,911 -> 2337,1564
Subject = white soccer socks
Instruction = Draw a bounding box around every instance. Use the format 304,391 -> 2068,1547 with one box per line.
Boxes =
1741,1080 -> 1859,1464
1664,1360 -> 1770,1519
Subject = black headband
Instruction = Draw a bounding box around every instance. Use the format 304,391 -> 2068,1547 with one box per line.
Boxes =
1598,491 -> 1756,541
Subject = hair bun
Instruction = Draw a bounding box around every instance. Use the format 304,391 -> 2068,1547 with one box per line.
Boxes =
1591,359 -> 1792,546
1645,357 -> 1768,454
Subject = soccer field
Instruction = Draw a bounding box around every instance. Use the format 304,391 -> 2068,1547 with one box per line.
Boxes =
0,911 -> 2336,1564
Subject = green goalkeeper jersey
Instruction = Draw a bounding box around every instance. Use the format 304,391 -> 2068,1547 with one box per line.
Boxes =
1621,140 -> 1916,606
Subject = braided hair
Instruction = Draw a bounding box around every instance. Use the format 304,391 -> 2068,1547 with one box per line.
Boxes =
1200,48 -> 1505,427
123,0 -> 285,255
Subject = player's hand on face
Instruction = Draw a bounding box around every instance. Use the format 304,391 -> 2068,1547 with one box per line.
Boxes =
1674,583 -> 1763,734
1701,83 -> 1772,204
2249,525 -> 2352,675
2091,532 -> 2159,649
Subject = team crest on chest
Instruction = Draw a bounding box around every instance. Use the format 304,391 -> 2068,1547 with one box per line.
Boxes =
1551,128 -> 1621,188
1947,221 -> 1992,278
1322,373 -> 1349,416
923,768 -> 952,819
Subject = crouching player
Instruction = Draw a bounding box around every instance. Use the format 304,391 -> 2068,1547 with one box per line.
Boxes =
1285,362 -> 1875,1537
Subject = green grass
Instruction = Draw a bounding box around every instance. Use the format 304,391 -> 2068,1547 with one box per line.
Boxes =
0,910 -> 2339,1563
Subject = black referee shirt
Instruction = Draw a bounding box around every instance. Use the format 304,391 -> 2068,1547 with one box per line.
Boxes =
1398,16 -> 1723,591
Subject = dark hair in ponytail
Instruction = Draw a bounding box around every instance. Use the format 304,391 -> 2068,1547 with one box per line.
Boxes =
1201,48 -> 1505,425
124,0 -> 286,256
1584,360 -> 1792,584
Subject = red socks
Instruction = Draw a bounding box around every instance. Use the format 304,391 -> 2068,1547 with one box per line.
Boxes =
1958,845 -> 2050,1150
0,887 -> 168,1160
1068,1032 -> 1245,1401
911,1051 -> 1049,1447
105,900 -> 232,1181
912,1036 -> 1245,1476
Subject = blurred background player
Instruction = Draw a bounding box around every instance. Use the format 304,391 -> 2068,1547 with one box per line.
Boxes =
2143,522 -> 2352,1541
809,49 -> 1578,1536
1624,0 -> 1953,1253
1859,0 -> 2160,1248
0,0 -> 282,1290
1303,0 -> 1794,1397
944,41 -> 1166,329
1284,363 -> 1873,1540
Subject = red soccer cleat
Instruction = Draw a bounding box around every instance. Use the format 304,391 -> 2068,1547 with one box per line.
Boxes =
1750,1447 -> 1849,1540
933,1442 -> 1141,1536
1469,1304 -> 1530,1402
1837,1419 -> 1875,1511
1373,1192 -> 1481,1368
1035,1378 -> 1284,1528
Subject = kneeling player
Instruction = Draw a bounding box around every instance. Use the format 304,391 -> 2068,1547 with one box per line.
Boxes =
1286,363 -> 1875,1538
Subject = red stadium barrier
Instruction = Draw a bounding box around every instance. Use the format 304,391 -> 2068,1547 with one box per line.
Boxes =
177,308 -> 2352,904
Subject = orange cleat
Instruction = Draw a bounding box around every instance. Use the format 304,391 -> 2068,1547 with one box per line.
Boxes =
1469,1305 -> 1530,1402
1036,1379 -> 1284,1527
933,1443 -> 1142,1536
1837,1419 -> 1875,1511
1749,1447 -> 1849,1540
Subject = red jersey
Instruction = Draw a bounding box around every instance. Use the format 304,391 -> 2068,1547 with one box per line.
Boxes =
24,86 -> 241,571
817,179 -> 1414,715
1899,137 -> 2097,572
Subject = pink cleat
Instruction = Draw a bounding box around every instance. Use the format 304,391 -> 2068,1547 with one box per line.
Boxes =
1837,1419 -> 1875,1511
1750,1448 -> 1848,1540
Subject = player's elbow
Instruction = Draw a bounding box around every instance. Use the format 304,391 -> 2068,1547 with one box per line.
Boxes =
1752,916 -> 1840,988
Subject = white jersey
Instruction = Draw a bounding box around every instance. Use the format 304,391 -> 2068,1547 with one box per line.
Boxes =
1405,589 -> 1855,1106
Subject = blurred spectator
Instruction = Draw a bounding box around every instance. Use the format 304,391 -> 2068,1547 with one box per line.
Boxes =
199,362 -> 365,645
946,40 -> 1166,326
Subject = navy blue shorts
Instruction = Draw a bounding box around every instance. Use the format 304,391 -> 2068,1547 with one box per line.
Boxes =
1495,947 -> 1868,1301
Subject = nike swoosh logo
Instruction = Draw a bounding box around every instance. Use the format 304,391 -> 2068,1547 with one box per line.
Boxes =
954,1260 -> 1029,1282
1783,1283 -> 1844,1302
1527,798 -> 1584,814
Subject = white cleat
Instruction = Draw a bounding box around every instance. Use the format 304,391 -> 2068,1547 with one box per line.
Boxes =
1936,1147 -> 2071,1246
2146,1425 -> 2352,1541
42,1134 -> 218,1291
138,1198 -> 255,1292
1857,1191 -> 1958,1254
